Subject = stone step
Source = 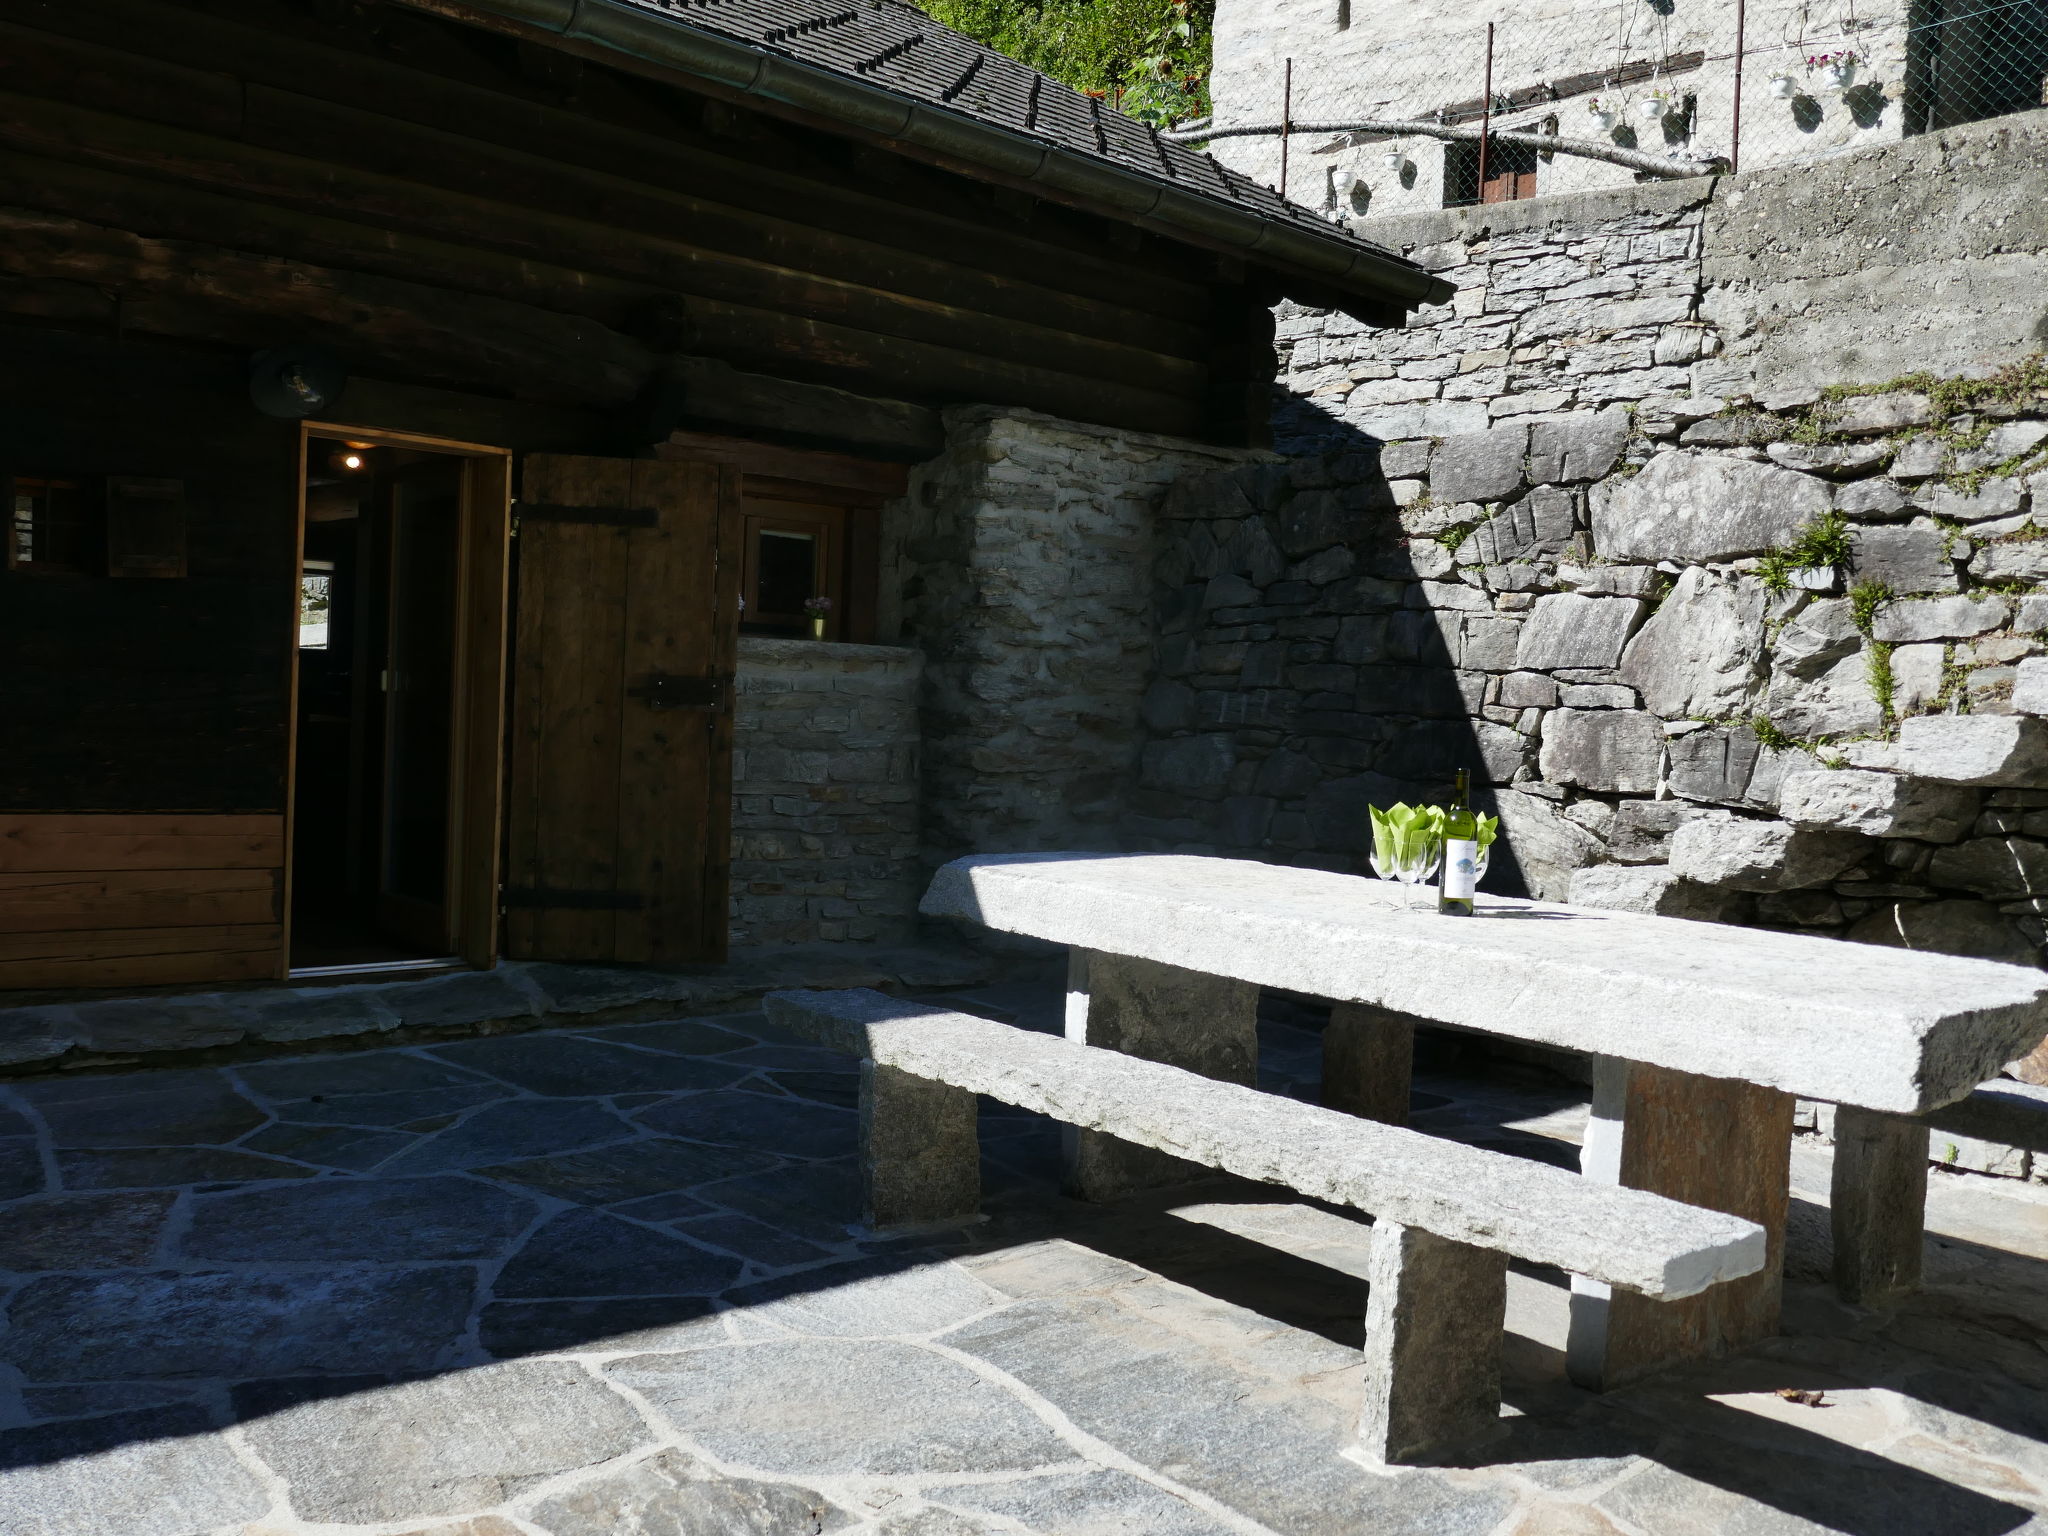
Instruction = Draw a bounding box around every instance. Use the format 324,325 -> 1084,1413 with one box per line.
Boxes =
0,942 -> 998,1075
763,987 -> 1766,1302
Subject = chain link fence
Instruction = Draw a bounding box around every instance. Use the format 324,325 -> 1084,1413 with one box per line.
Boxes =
1183,1 -> 2048,217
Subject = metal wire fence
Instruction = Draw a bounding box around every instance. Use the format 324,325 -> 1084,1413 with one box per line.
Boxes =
1183,0 -> 2048,217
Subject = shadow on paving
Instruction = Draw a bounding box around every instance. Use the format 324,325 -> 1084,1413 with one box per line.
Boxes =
0,993 -> 2041,1536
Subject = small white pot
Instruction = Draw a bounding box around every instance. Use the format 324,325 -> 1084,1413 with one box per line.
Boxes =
1638,94 -> 1670,120
1588,107 -> 1618,132
1768,72 -> 1798,99
1382,149 -> 1408,173
1820,60 -> 1857,90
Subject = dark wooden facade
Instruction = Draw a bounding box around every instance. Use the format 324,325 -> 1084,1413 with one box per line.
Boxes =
0,0 -> 1422,990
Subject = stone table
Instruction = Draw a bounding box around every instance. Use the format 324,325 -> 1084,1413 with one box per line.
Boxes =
920,852 -> 2048,1388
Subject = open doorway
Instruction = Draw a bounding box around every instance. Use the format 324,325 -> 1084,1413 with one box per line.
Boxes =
288,429 -> 510,977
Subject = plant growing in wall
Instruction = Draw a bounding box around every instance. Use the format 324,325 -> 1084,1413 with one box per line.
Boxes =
1756,510 -> 1855,595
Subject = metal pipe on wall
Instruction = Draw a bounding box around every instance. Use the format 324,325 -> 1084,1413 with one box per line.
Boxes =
1477,22 -> 1495,198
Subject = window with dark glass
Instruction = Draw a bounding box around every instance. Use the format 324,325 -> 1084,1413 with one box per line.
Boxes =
6,476 -> 89,574
1443,138 -> 1538,208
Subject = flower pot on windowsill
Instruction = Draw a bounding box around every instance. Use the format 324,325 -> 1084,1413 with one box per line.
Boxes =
809,617 -> 826,639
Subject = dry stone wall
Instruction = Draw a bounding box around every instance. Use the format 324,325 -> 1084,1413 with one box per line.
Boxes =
729,637 -> 922,946
1130,119 -> 2048,1097
884,406 -> 1263,865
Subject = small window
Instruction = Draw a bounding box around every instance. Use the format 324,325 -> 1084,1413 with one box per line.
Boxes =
6,476 -> 89,574
299,559 -> 335,650
1443,138 -> 1539,209
743,502 -> 845,638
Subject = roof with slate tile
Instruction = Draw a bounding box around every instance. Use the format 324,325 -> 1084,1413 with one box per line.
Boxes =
404,0 -> 1451,312
630,0 -> 1325,235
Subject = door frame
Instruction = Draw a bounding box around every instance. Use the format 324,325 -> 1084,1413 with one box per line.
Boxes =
286,423 -> 513,976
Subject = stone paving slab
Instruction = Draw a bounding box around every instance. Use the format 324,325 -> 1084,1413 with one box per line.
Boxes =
0,989 -> 2042,1535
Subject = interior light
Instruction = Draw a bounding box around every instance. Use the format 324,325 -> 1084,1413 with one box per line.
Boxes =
341,454 -> 364,471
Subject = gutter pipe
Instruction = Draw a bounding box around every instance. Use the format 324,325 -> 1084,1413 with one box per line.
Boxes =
394,0 -> 1458,308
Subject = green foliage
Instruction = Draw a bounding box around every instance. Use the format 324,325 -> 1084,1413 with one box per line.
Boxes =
1848,579 -> 1893,635
918,0 -> 1213,125
1750,714 -> 1796,751
1755,510 -> 1855,594
1866,638 -> 1896,724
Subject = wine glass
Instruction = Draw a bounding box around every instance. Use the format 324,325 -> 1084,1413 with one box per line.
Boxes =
1371,835 -> 1440,911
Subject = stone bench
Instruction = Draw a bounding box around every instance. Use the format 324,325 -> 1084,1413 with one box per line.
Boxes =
919,851 -> 2048,1387
762,986 -> 1766,1467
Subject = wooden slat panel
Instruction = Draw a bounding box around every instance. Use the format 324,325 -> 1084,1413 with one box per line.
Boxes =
0,867 -> 280,933
0,923 -> 281,989
615,459 -> 735,965
0,814 -> 283,873
451,451 -> 512,971
506,455 -> 632,962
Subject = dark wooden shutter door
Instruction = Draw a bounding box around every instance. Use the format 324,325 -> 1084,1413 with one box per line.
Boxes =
504,454 -> 739,964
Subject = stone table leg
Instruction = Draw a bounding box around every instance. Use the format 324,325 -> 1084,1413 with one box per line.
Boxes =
1566,1057 -> 1794,1391
1830,1105 -> 1929,1306
1063,947 -> 1259,1201
860,1058 -> 980,1233
1323,1002 -> 1416,1126
1357,1219 -> 1508,1467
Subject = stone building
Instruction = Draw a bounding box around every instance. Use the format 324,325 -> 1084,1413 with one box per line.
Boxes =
1207,0 -> 2048,217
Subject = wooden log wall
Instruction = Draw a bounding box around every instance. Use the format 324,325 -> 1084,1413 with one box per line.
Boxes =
0,0 -> 1275,449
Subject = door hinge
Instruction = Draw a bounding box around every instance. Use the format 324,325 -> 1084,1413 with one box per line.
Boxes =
513,499 -> 659,528
630,673 -> 723,709
501,886 -> 646,911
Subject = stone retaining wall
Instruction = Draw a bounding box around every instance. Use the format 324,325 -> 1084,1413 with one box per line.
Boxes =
730,637 -> 922,946
1130,113 -> 2048,1148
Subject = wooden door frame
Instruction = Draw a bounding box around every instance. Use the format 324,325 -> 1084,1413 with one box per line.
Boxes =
286,423 -> 512,976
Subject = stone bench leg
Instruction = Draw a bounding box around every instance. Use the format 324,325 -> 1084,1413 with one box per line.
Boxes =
1357,1220 -> 1508,1467
860,1058 -> 981,1233
1063,948 -> 1259,1202
1323,1002 -> 1416,1127
1567,1058 -> 1793,1391
1830,1105 -> 1929,1306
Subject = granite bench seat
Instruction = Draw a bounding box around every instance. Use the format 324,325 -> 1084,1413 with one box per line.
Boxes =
764,986 -> 1765,1466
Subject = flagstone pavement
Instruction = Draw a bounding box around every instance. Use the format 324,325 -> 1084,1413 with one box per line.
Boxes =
0,976 -> 2044,1536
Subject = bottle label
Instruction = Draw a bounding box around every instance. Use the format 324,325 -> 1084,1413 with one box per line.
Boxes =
1442,838 -> 1479,900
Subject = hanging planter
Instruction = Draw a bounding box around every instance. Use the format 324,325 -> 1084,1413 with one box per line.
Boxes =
1381,148 -> 1409,173
1637,89 -> 1674,121
1808,50 -> 1858,91
1585,97 -> 1618,132
1767,71 -> 1799,99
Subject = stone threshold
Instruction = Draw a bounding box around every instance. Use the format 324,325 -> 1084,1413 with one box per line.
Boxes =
0,941 -> 1002,1079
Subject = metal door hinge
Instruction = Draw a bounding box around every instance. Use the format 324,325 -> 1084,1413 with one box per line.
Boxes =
501,886 -> 646,911
513,499 -> 659,528
630,673 -> 722,708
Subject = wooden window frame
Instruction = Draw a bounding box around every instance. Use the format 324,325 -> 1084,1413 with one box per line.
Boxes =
4,473 -> 93,576
659,432 -> 903,646
289,422 -> 512,977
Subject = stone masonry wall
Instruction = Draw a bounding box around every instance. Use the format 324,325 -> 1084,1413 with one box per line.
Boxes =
729,637 -> 921,946
883,406 -> 1263,866
1129,114 -> 2048,1149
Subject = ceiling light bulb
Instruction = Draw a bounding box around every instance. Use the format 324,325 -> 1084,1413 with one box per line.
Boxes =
341,454 -> 363,471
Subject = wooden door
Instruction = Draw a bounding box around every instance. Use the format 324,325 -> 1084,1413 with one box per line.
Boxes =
504,455 -> 739,964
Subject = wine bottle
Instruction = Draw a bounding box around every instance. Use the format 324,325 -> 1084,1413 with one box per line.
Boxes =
1439,768 -> 1478,917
